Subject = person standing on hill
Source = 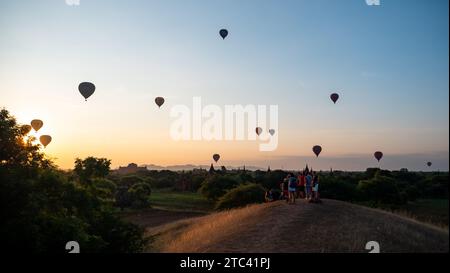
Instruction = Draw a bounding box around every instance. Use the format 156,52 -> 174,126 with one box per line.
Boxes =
305,172 -> 313,200
281,177 -> 289,202
297,171 -> 306,199
312,172 -> 320,202
288,174 -> 298,204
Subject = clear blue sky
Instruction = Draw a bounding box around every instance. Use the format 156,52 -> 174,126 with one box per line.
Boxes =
1,0 -> 448,170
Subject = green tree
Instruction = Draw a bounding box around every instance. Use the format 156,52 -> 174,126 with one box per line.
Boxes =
0,109 -> 146,252
115,186 -> 132,211
119,175 -> 145,188
0,109 -> 53,170
128,183 -> 152,209
199,174 -> 240,200
74,156 -> 111,185
91,178 -> 117,202
357,174 -> 404,205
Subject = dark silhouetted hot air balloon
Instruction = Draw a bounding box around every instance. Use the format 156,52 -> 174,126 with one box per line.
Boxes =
21,125 -> 32,135
39,135 -> 52,148
155,97 -> 165,108
312,145 -> 322,157
374,151 -> 383,162
78,82 -> 96,101
255,127 -> 263,136
269,129 -> 275,136
330,93 -> 339,104
219,29 -> 228,39
31,119 -> 43,132
427,162 -> 432,167
213,154 -> 220,163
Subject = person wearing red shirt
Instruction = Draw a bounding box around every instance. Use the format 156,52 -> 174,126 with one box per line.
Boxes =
297,171 -> 306,199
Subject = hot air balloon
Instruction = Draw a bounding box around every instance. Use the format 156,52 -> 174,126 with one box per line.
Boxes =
21,125 -> 32,135
427,162 -> 432,167
374,151 -> 383,162
219,29 -> 228,39
255,127 -> 263,136
269,129 -> 275,136
330,93 -> 339,104
39,135 -> 52,148
312,145 -> 322,157
31,119 -> 43,132
78,82 -> 96,101
155,97 -> 165,108
213,154 -> 220,163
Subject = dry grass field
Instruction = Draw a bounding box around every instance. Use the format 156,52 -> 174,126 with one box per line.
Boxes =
143,199 -> 449,253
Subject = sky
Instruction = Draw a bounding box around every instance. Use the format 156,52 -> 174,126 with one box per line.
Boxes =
0,0 -> 448,171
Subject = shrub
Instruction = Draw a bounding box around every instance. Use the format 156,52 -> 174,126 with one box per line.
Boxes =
128,183 -> 152,209
215,183 -> 266,210
319,177 -> 359,201
199,174 -> 240,200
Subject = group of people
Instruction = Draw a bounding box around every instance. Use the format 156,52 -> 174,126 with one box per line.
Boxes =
265,171 -> 321,204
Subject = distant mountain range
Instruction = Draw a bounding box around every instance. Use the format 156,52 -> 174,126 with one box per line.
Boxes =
140,164 -> 264,171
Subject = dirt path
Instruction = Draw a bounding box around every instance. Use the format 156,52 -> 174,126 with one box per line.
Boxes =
209,199 -> 449,253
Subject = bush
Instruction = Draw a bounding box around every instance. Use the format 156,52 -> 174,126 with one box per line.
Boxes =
199,174 -> 241,200
319,177 -> 359,201
114,183 -> 151,210
87,210 -> 147,253
215,183 -> 266,210
128,183 -> 152,209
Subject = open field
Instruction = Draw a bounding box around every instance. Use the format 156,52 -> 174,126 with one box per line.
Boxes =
148,189 -> 214,213
122,190 -> 213,231
144,199 -> 449,253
